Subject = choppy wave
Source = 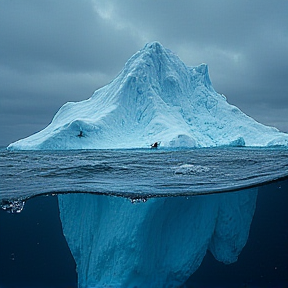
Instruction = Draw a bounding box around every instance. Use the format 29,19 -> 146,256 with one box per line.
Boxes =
1,147 -> 288,205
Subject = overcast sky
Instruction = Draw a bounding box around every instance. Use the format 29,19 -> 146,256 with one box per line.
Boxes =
1,0 -> 287,146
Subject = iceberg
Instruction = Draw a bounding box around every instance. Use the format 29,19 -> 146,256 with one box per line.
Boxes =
58,188 -> 258,288
7,41 -> 288,150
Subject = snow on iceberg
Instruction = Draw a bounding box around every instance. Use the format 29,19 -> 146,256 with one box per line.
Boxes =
58,188 -> 258,288
8,41 -> 288,150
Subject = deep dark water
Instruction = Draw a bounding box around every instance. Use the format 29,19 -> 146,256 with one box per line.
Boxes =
0,179 -> 287,288
0,195 -> 77,288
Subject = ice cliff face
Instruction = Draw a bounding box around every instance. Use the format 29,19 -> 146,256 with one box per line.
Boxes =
58,189 -> 258,288
8,41 -> 288,150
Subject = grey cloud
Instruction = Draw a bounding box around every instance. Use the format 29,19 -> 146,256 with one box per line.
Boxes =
0,0 -> 139,75
0,0 -> 287,146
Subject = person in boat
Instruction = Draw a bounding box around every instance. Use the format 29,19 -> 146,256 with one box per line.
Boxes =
151,142 -> 159,148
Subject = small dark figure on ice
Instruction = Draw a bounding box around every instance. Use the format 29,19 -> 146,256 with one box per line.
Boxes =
77,130 -> 83,138
151,142 -> 160,148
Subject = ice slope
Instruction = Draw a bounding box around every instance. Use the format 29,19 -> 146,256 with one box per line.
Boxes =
58,189 -> 258,288
8,41 -> 288,150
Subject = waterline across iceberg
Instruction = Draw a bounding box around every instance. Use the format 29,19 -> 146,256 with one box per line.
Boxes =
1,147 -> 288,204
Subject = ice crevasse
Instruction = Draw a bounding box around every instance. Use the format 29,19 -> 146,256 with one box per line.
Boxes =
7,41 -> 288,150
58,188 -> 258,288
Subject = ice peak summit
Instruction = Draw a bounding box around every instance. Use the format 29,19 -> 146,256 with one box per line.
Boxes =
122,41 -> 176,72
120,41 -> 213,98
144,41 -> 165,52
141,41 -> 175,60
7,43 -> 288,150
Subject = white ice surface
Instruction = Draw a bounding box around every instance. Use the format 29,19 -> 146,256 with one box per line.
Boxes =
58,189 -> 258,288
8,42 -> 288,150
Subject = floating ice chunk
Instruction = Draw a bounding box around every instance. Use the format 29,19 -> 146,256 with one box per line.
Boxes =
173,164 -> 210,175
1,199 -> 25,213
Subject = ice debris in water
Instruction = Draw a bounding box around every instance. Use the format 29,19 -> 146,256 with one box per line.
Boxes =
174,164 -> 210,175
130,197 -> 148,204
1,199 -> 25,213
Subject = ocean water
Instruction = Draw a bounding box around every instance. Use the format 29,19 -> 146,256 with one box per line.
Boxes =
0,147 -> 288,287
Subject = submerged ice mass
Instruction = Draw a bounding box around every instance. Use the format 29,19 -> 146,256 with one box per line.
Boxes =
58,189 -> 258,288
7,41 -> 288,150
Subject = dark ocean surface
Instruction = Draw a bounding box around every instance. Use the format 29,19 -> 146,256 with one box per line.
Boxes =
0,147 -> 288,287
1,147 -> 288,203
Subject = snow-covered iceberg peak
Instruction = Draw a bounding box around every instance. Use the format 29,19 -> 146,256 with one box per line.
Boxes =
8,41 -> 288,150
